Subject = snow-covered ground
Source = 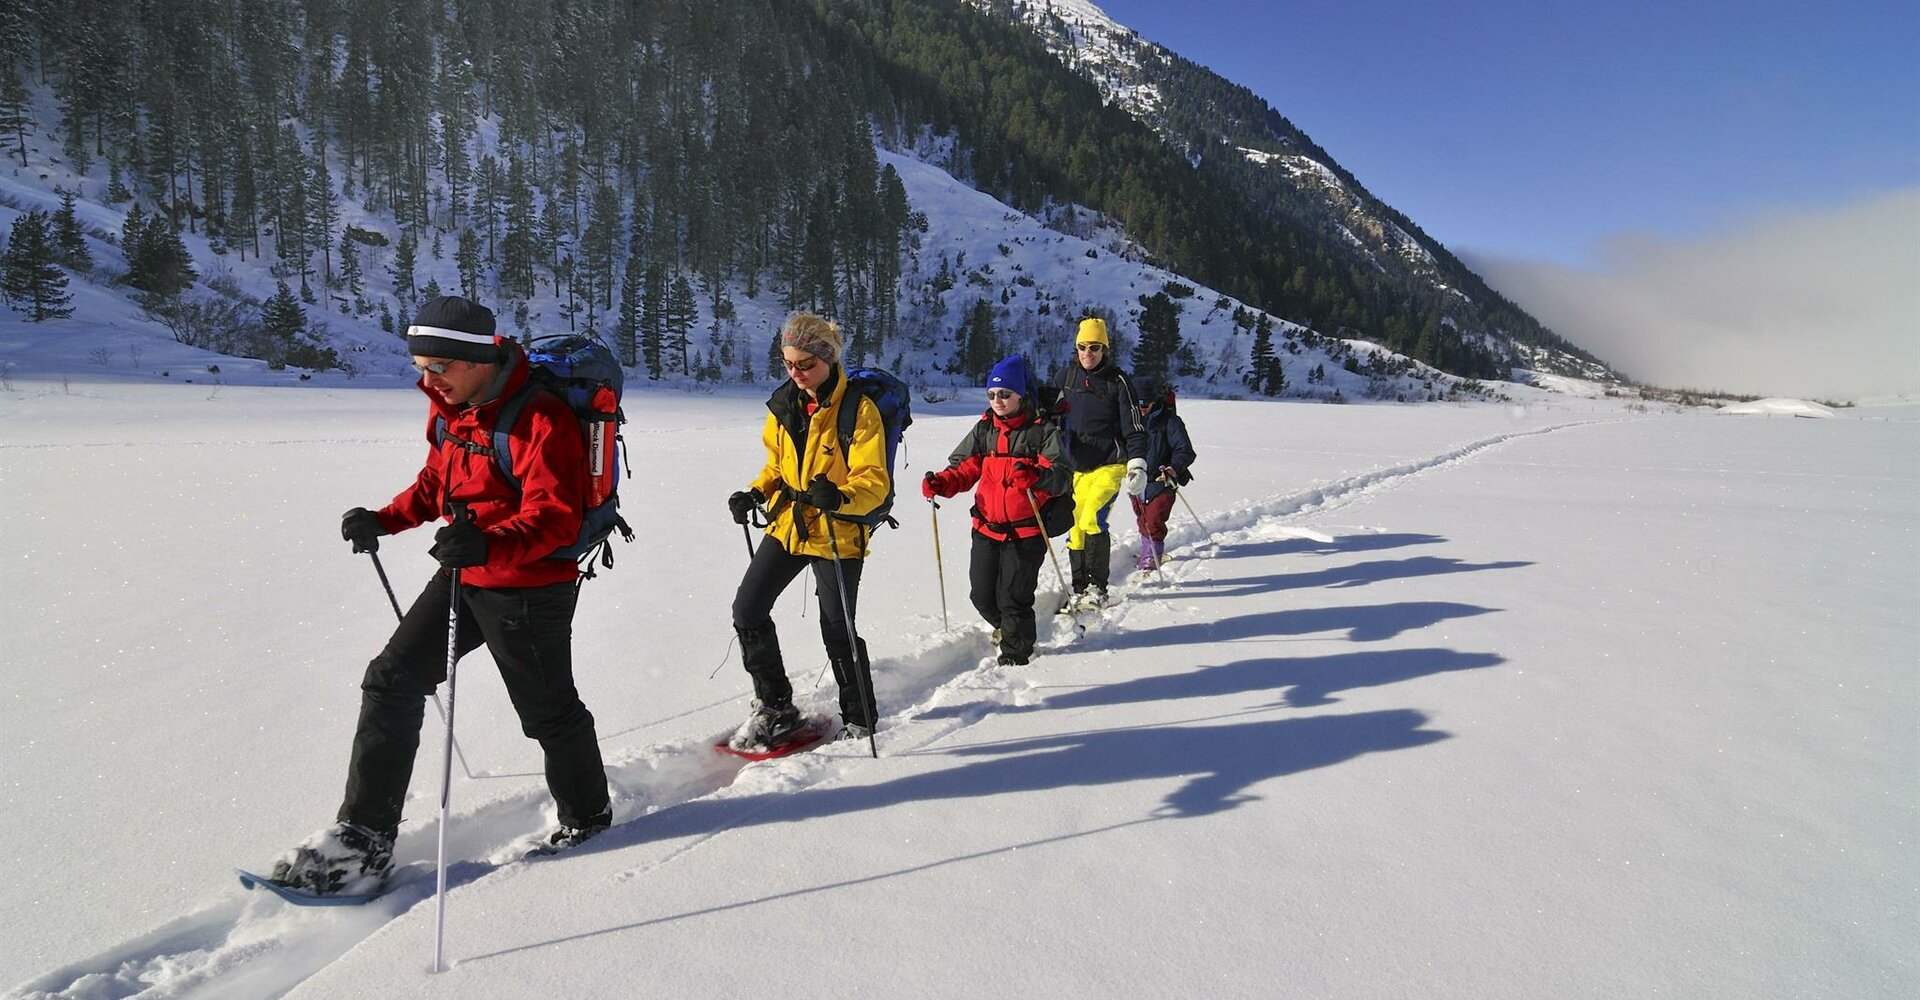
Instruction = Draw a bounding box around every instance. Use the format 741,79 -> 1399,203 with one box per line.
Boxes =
2,375 -> 1915,998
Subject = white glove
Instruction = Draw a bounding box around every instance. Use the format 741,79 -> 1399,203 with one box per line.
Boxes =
1123,458 -> 1148,497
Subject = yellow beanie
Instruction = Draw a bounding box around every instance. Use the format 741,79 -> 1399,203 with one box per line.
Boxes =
1076,317 -> 1109,347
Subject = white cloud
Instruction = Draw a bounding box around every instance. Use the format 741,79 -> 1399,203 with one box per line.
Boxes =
1465,189 -> 1920,401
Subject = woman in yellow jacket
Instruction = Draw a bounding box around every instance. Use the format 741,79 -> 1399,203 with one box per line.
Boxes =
725,313 -> 889,749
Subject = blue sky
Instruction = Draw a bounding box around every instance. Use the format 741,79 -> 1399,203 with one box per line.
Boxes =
1088,0 -> 1919,268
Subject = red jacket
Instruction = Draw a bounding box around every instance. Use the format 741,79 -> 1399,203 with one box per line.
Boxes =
926,407 -> 1071,542
375,345 -> 586,588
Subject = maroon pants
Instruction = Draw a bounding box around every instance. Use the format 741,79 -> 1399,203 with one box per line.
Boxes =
1131,491 -> 1176,542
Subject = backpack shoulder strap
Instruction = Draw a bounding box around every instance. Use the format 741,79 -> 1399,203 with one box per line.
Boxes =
488,381 -> 542,492
836,378 -> 872,454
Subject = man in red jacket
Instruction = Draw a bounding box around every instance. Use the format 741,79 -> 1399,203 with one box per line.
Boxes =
265,296 -> 611,898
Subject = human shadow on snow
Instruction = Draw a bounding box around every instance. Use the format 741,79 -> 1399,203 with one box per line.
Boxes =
461,708 -> 1448,964
1163,554 -> 1532,600
1202,531 -> 1447,562
925,647 -> 1504,720
1090,600 -> 1500,650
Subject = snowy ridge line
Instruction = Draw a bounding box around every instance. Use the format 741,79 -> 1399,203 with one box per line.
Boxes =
3,420 -> 1602,1000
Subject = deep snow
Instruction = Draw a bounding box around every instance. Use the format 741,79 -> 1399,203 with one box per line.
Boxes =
2,375 -> 1914,999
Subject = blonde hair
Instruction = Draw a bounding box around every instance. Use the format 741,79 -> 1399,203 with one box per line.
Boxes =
780,312 -> 843,363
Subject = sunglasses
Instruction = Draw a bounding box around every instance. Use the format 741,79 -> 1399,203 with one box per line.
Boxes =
1076,343 -> 1105,354
782,356 -> 822,373
412,360 -> 463,375
986,389 -> 1019,401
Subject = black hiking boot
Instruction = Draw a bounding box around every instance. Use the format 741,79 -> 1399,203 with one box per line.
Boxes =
728,699 -> 806,751
544,810 -> 613,851
268,822 -> 395,896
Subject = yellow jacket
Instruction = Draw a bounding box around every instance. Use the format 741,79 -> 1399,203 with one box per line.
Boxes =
749,369 -> 890,559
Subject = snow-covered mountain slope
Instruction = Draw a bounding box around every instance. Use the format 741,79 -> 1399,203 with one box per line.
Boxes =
2,102 -> 1501,406
968,0 -> 1612,380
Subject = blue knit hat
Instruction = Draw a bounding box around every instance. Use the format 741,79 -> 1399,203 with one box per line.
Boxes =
986,355 -> 1033,399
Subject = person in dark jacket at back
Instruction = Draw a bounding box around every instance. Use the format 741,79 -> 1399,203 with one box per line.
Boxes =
922,354 -> 1071,664
1129,377 -> 1197,572
1052,317 -> 1148,610
264,295 -> 613,899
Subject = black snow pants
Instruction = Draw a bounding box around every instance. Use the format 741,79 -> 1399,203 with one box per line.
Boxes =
730,536 -> 878,728
968,530 -> 1047,661
338,571 -> 610,835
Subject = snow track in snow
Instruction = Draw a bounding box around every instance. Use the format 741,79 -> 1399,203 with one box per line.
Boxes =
3,419 -> 1597,1000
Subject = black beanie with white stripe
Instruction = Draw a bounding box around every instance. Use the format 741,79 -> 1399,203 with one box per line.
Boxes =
407,295 -> 502,363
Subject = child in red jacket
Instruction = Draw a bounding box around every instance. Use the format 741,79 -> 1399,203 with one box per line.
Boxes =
922,355 -> 1072,664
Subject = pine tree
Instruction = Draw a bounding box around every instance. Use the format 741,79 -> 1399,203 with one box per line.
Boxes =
2,210 -> 76,321
615,254 -> 641,367
0,61 -> 30,169
391,230 -> 417,301
129,215 -> 196,298
120,202 -> 146,278
261,279 -> 306,354
309,136 -> 338,283
538,196 -> 565,295
583,184 -> 620,313
1134,292 -> 1182,384
1247,315 -> 1285,396
961,299 -> 998,381
455,227 -> 481,299
667,271 -> 697,375
640,261 -> 665,379
338,229 -> 363,302
53,190 -> 93,271
500,156 -> 534,297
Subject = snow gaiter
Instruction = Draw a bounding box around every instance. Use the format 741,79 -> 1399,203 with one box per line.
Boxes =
1085,532 -> 1113,589
736,623 -> 793,707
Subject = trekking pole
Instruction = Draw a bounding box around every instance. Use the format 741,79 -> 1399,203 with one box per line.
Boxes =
1024,487 -> 1071,602
928,497 -> 949,629
368,551 -> 474,781
432,504 -> 469,974
824,519 -> 879,759
1172,482 -> 1215,538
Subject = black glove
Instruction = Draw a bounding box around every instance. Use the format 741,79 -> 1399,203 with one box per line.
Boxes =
429,517 -> 489,569
799,474 -> 844,512
341,507 -> 386,554
728,489 -> 761,525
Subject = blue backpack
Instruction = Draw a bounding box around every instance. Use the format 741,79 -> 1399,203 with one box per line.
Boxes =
833,366 -> 913,530
437,334 -> 634,578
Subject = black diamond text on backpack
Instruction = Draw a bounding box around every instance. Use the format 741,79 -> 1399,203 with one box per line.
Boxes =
436,334 -> 634,579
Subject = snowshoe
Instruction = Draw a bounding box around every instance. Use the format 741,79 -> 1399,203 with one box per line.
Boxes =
263,822 -> 395,898
728,699 -> 806,751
